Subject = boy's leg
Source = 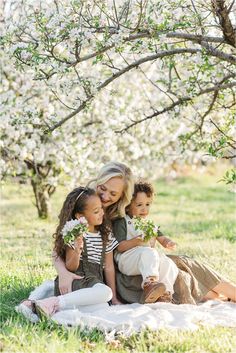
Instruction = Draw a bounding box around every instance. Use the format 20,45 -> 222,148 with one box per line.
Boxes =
118,247 -> 160,285
118,247 -> 166,303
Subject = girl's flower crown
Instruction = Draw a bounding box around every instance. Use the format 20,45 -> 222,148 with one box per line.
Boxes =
62,217 -> 88,248
134,217 -> 159,242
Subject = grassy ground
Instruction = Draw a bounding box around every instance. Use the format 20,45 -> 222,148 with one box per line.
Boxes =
1,169 -> 236,353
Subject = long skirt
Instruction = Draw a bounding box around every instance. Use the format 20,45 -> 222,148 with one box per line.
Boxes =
115,255 -> 223,304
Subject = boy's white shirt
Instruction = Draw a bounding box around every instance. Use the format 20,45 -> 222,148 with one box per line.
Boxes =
114,215 -> 157,263
125,214 -> 144,240
125,215 -> 157,247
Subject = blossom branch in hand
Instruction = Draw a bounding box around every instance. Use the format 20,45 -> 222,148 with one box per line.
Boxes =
134,217 -> 159,242
62,218 -> 88,249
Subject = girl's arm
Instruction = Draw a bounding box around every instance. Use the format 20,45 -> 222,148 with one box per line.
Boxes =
65,236 -> 83,272
104,251 -> 122,305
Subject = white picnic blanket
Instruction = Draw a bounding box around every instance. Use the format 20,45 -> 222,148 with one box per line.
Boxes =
16,280 -> 236,336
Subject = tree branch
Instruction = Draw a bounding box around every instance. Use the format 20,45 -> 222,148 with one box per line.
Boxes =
200,41 -> 236,64
69,31 -> 229,66
212,0 -> 236,47
116,81 -> 236,132
46,48 -> 200,132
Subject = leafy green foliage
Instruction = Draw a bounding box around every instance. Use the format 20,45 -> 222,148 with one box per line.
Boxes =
134,217 -> 158,242
220,168 -> 236,185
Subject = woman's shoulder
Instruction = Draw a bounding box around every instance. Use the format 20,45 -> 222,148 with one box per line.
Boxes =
111,216 -> 127,240
112,216 -> 126,227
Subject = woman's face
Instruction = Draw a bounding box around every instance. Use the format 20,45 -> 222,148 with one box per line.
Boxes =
97,177 -> 124,208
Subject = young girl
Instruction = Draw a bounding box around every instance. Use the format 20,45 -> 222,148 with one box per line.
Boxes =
113,181 -> 179,303
21,186 -> 120,318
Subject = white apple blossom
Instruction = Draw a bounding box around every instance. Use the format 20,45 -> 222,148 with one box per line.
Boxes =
1,0 -> 235,218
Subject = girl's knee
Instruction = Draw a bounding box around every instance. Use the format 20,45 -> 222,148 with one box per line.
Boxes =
94,283 -> 112,302
103,285 -> 113,301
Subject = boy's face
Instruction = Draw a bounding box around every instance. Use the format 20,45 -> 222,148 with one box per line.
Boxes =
128,192 -> 152,218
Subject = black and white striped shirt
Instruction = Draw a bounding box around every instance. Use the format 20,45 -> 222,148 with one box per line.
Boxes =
81,232 -> 118,265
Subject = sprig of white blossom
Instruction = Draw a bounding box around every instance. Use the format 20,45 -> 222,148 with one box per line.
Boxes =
62,217 -> 88,248
134,217 -> 159,242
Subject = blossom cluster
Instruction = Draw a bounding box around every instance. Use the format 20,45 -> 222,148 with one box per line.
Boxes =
1,0 -> 235,218
62,217 -> 88,248
134,217 -> 159,242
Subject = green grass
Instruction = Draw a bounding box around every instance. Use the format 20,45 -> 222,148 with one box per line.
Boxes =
1,171 -> 236,353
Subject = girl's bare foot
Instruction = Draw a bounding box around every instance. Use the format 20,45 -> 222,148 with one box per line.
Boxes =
21,300 -> 33,309
16,299 -> 39,323
35,297 -> 60,319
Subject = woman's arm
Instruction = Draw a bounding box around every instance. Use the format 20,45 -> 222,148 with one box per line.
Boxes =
52,245 -> 84,295
104,251 -> 122,305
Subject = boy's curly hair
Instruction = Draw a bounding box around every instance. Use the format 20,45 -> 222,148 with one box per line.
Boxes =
132,181 -> 154,199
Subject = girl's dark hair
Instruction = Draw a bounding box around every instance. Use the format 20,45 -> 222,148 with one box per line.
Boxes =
133,181 -> 154,199
53,186 -> 111,260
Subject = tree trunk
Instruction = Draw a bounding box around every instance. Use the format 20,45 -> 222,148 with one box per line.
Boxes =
31,179 -> 54,219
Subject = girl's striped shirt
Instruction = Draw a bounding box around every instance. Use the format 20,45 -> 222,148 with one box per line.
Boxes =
82,232 -> 118,265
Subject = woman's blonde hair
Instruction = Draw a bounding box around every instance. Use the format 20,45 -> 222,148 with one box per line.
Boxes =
88,161 -> 134,220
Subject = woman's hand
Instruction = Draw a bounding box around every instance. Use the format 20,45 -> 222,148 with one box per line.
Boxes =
58,271 -> 84,295
53,250 -> 84,294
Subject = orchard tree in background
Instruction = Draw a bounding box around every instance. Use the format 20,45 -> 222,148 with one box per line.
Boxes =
1,50 -> 196,217
1,0 -> 236,217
